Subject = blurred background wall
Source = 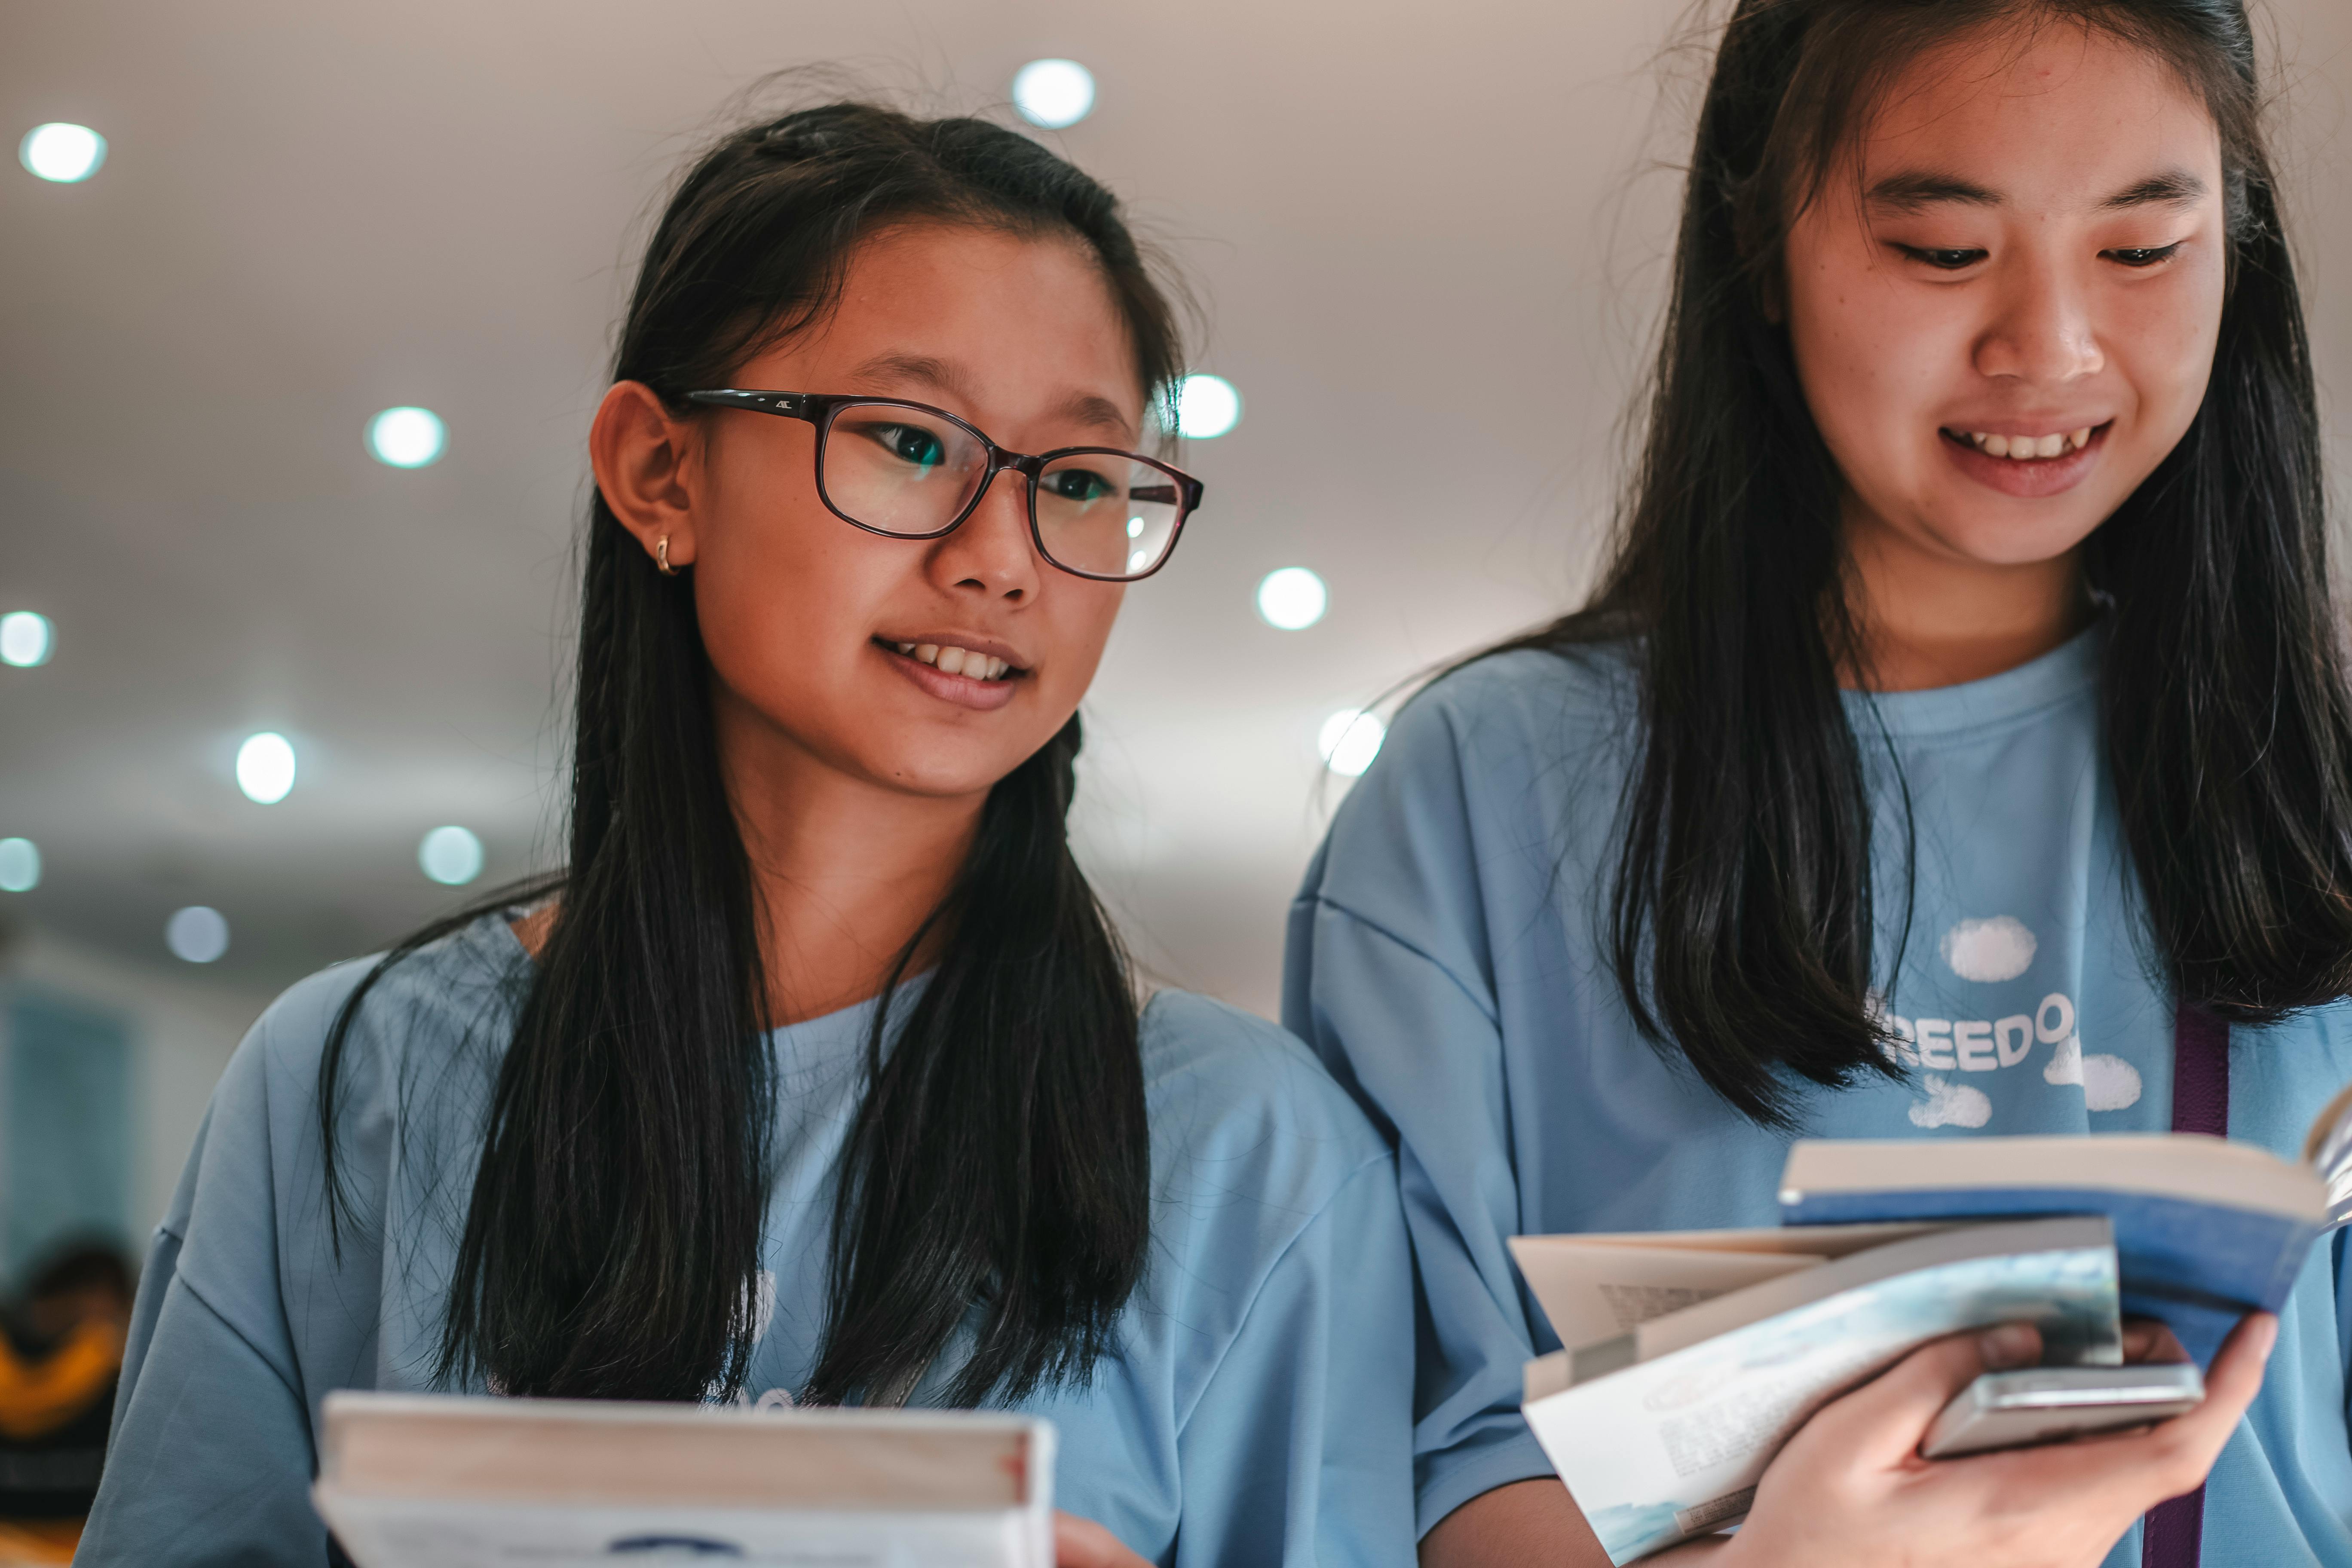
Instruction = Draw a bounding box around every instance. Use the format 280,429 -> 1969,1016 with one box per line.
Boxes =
1,0 -> 2347,1268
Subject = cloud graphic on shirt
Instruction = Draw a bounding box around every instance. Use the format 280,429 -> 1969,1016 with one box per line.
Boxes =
2044,1034 -> 2082,1084
2040,1035 -> 2143,1110
1909,1073 -> 1992,1129
1942,916 -> 2039,983
2082,1054 -> 2143,1112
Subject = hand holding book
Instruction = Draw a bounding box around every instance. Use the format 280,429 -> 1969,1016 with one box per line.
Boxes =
1658,1311 -> 2277,1568
1512,1121 -> 2336,1562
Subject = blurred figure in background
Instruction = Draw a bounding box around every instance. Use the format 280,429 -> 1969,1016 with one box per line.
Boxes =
0,1241 -> 135,1562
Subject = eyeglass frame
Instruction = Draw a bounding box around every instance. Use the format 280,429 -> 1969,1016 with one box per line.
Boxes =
682,389 -> 1205,583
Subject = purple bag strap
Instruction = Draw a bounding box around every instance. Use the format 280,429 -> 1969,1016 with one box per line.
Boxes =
2143,1000 -> 2230,1568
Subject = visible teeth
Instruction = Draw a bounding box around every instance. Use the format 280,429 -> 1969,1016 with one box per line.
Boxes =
1962,429 -> 2095,461
903,643 -> 1013,680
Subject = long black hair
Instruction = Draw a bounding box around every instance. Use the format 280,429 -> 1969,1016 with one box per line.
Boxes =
318,102 -> 1183,1406
1491,0 -> 2352,1125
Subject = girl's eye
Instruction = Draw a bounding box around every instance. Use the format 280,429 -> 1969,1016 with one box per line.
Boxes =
2103,242 -> 2184,268
1894,245 -> 1988,271
866,424 -> 945,468
1043,467 -> 1116,504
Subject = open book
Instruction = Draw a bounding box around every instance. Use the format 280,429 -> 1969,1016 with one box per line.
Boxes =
1780,1132 -> 2329,1363
313,1392 -> 1056,1568
1512,1112 -> 2352,1564
1512,1216 -> 2120,1565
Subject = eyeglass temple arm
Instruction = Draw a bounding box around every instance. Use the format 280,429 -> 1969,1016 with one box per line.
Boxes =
1135,478 -> 1206,511
682,389 -> 816,420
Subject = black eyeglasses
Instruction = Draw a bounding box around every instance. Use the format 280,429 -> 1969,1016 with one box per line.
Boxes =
684,389 -> 1204,582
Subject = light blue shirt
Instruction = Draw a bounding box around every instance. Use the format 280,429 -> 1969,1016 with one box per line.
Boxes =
80,915 -> 1417,1568
1285,629 -> 2352,1566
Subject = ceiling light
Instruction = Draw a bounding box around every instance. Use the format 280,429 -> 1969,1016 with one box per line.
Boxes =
1256,567 -> 1328,630
1013,60 -> 1096,129
1319,709 -> 1387,778
1176,374 -> 1242,440
366,406 -> 447,469
0,839 -> 37,893
236,732 -> 297,804
19,123 -> 105,184
419,825 -> 484,887
165,905 -> 230,964
0,611 -> 52,667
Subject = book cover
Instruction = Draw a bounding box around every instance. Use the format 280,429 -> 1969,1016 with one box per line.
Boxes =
1778,1136 -> 2326,1364
312,1392 -> 1057,1568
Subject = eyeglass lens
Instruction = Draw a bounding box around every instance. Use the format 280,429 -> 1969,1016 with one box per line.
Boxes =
821,404 -> 1182,578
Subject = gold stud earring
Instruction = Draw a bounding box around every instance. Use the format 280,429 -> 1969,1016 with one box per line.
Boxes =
655,536 -> 679,576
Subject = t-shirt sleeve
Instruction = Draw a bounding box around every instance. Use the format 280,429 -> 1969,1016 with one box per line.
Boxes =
1169,1156 -> 1418,1568
77,1014 -> 332,1567
1283,682 -> 1563,1537
79,1234 -> 325,1566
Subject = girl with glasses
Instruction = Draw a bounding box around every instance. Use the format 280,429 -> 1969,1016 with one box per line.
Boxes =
81,103 -> 1414,1568
1288,3 -> 2351,1565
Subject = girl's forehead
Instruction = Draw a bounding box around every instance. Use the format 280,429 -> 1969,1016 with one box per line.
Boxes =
1854,23 -> 2219,175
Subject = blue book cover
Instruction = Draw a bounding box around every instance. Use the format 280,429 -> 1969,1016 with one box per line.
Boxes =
1777,1136 -> 2325,1365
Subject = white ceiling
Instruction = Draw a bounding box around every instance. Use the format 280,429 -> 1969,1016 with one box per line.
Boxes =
4,0 -> 2348,1016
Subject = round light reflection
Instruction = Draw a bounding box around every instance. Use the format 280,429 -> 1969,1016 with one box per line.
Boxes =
1176,374 -> 1242,440
366,406 -> 447,469
236,732 -> 297,804
1013,60 -> 1096,129
0,611 -> 53,668
20,123 -> 105,184
419,825 -> 485,886
165,905 -> 230,964
0,839 -> 38,893
1319,709 -> 1387,778
1256,567 -> 1328,630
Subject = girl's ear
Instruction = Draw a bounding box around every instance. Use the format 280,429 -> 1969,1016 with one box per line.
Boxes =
591,380 -> 702,570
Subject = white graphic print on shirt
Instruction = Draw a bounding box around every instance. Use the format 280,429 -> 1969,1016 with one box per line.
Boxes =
1874,916 -> 2145,1126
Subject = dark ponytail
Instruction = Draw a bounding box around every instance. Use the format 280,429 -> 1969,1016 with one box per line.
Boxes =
320,102 -> 1179,1404
1487,0 -> 2352,1125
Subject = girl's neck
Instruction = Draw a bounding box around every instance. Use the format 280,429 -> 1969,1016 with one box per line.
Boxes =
1838,492 -> 2094,693
714,686 -> 986,1028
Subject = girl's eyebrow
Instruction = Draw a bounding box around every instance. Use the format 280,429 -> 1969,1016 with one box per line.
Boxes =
1865,166 -> 2208,214
1865,171 -> 2000,213
2100,168 -> 2207,210
847,350 -> 971,398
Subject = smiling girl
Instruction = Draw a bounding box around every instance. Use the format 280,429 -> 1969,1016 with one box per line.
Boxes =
1286,3 -> 2352,1565
78,104 -> 1415,1568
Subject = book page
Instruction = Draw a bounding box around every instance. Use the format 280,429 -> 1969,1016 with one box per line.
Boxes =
1510,1224 -> 1940,1352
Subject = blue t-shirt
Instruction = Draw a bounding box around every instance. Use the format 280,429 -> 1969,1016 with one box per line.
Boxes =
80,915 -> 1418,1568
1284,628 -> 2352,1566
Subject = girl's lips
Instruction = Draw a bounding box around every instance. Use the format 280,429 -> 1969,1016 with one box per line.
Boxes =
1940,423 -> 2110,499
877,640 -> 1020,712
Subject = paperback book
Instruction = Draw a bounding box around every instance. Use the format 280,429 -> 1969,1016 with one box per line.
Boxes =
1513,1112 -> 2351,1564
1513,1216 -> 2121,1565
312,1391 -> 1057,1568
